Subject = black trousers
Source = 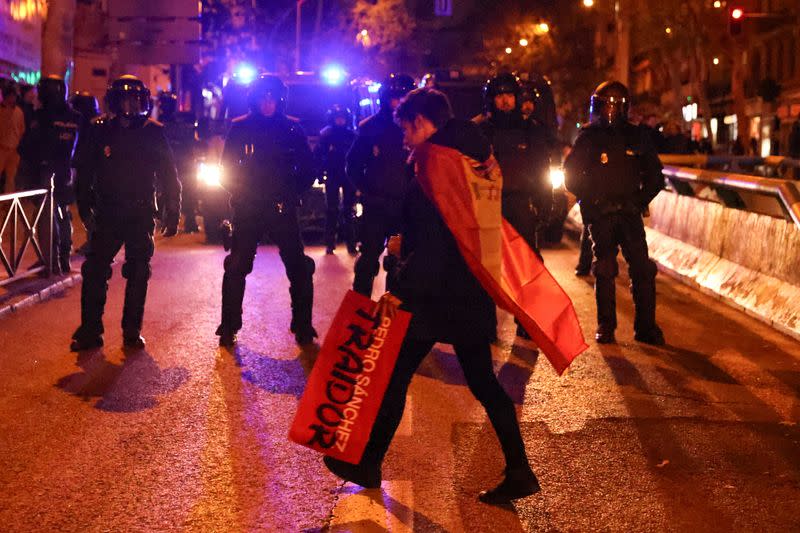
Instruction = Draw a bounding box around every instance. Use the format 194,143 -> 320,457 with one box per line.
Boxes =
502,191 -> 543,258
219,207 -> 314,334
325,175 -> 356,249
588,213 -> 657,334
353,197 -> 401,298
54,202 -> 73,267
360,337 -> 529,471
75,213 -> 155,339
576,224 -> 593,272
179,163 -> 198,231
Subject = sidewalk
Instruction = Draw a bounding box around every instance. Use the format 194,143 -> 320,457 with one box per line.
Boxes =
0,271 -> 82,319
0,221 -> 88,319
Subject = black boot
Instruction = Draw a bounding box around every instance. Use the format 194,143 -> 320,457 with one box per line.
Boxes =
123,333 -> 146,350
323,456 -> 381,489
216,325 -> 238,347
634,325 -> 665,346
478,466 -> 541,505
595,326 -> 616,344
70,333 -> 103,352
294,326 -> 318,346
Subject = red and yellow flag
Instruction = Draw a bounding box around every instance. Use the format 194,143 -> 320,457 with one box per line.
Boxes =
413,142 -> 588,375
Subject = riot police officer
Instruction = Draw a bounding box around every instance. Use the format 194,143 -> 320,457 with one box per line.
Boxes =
564,81 -> 665,345
316,104 -> 356,255
474,73 -> 552,339
26,75 -> 83,273
159,92 -> 200,233
475,73 -> 552,254
346,73 -> 416,297
216,74 -> 317,347
70,75 -> 181,351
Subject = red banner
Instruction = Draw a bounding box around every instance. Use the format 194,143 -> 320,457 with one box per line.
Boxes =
289,290 -> 411,464
413,142 -> 588,375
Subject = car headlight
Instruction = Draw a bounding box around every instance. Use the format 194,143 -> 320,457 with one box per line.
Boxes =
549,167 -> 565,189
198,162 -> 223,188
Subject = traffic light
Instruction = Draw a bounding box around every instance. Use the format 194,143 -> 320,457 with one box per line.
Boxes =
729,7 -> 744,36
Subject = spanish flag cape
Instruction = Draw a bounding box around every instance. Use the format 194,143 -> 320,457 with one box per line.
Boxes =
412,142 -> 588,375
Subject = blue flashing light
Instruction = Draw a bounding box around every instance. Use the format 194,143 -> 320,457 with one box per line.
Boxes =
368,83 -> 381,94
359,98 -> 372,107
321,64 -> 347,86
234,64 -> 257,85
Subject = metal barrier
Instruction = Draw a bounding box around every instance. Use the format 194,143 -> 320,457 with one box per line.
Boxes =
662,164 -> 800,229
660,154 -> 800,177
0,185 -> 54,287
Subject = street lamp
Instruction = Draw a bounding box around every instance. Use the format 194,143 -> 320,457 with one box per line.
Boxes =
505,47 -> 513,54
665,27 -> 672,34
583,0 -> 595,7
519,38 -> 529,47
538,22 -> 550,33
713,1 -> 722,8
713,57 -> 720,65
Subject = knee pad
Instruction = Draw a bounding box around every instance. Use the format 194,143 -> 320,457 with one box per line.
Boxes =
121,261 -> 151,282
82,259 -> 112,281
382,254 -> 398,272
223,251 -> 255,276
354,255 -> 380,277
592,257 -> 619,279
630,258 -> 657,281
304,255 -> 316,276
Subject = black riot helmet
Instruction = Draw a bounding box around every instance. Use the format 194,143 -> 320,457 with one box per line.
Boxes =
106,75 -> 152,119
158,91 -> 178,121
483,72 -> 520,113
522,74 -> 558,133
589,81 -> 630,127
37,75 -> 67,109
378,73 -> 415,111
69,91 -> 100,120
326,104 -> 353,129
247,74 -> 288,114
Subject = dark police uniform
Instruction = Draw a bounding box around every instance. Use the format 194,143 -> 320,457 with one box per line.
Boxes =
316,123 -> 356,253
72,115 -> 181,346
476,112 -> 552,254
564,121 -> 664,340
162,111 -> 199,232
346,108 -> 408,297
217,112 -> 317,342
26,104 -> 82,272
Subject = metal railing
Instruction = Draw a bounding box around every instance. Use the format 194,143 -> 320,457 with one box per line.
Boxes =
660,154 -> 800,177
661,164 -> 800,229
0,185 -> 54,287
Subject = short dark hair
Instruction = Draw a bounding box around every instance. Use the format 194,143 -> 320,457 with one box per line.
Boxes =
395,88 -> 453,129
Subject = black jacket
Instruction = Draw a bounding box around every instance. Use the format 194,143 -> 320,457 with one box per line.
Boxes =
476,111 -> 552,206
564,121 -> 663,222
73,115 -> 181,224
315,125 -> 355,182
221,112 -> 315,219
395,119 -> 497,344
22,105 -> 82,202
346,109 -> 407,202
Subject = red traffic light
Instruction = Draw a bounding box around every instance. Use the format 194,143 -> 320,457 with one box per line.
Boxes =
731,8 -> 744,19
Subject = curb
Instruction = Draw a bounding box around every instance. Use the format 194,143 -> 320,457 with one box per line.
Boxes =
0,273 -> 82,320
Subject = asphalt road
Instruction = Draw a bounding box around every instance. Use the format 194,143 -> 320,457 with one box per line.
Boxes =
0,233 -> 798,532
